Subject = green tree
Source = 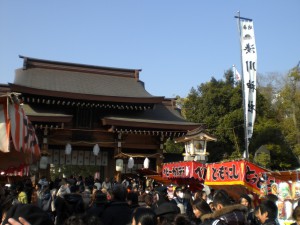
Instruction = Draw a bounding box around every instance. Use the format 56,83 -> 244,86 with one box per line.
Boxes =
183,69 -> 245,162
164,138 -> 184,154
182,68 -> 299,169
276,63 -> 300,163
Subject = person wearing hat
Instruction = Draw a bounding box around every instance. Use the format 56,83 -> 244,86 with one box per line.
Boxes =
154,202 -> 180,224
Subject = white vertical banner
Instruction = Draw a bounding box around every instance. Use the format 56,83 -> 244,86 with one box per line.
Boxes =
240,19 -> 257,143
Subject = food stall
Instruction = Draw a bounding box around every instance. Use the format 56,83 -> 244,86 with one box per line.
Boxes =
162,160 -> 206,191
205,159 -> 275,201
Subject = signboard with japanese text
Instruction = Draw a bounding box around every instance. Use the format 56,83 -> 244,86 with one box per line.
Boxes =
162,161 -> 206,181
205,160 -> 274,195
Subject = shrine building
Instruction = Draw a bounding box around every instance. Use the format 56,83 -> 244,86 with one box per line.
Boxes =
4,56 -> 201,179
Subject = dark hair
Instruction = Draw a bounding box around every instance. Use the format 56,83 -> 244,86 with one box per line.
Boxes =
69,185 -> 77,193
173,214 -> 192,225
64,213 -> 103,225
293,205 -> 300,220
265,194 -> 279,203
192,199 -> 212,215
213,189 -> 231,207
239,194 -> 252,209
144,194 -> 153,207
132,207 -> 157,225
174,186 -> 183,198
258,200 -> 278,220
112,184 -> 127,201
127,191 -> 139,205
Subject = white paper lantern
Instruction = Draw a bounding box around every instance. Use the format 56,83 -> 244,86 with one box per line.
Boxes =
39,156 -> 49,169
128,157 -> 134,169
116,159 -> 124,172
143,157 -> 150,169
65,143 -> 72,155
93,144 -> 100,156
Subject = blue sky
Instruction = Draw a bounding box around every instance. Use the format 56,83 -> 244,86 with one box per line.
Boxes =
0,1 -> 299,98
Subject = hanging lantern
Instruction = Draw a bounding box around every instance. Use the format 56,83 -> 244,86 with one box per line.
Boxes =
128,157 -> 134,169
39,156 -> 49,169
65,143 -> 72,155
93,144 -> 100,156
116,159 -> 124,172
143,157 -> 150,169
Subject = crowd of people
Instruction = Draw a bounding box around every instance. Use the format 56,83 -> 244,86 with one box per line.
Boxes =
0,175 -> 300,225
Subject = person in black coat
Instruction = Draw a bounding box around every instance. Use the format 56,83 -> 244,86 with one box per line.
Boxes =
201,189 -> 248,225
55,185 -> 84,225
101,184 -> 132,225
192,198 -> 212,225
256,200 -> 279,225
86,190 -> 107,218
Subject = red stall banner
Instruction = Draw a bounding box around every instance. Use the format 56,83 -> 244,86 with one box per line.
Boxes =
162,161 -> 206,181
205,159 -> 274,195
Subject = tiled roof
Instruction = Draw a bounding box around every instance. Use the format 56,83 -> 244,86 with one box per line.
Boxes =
11,56 -> 164,103
14,67 -> 156,99
102,103 -> 200,129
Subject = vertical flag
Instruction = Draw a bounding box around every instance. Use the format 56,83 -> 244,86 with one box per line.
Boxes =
239,18 -> 257,144
0,96 -> 10,152
232,65 -> 241,82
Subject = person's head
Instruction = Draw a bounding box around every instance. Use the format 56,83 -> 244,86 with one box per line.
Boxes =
132,207 -> 157,225
144,194 -> 153,207
194,191 -> 202,200
292,205 -> 300,225
201,191 -> 208,201
64,213 -> 103,225
35,183 -> 42,190
127,191 -> 139,206
239,194 -> 252,209
192,199 -> 212,219
69,185 -> 78,193
94,191 -> 107,205
265,194 -> 278,203
212,189 -> 232,210
173,214 -> 192,225
112,184 -> 127,201
154,202 -> 180,224
257,200 -> 278,224
209,202 -> 215,211
105,177 -> 109,183
174,187 -> 184,199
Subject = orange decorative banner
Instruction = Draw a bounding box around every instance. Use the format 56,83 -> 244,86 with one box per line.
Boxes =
162,161 -> 206,181
205,159 -> 275,195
